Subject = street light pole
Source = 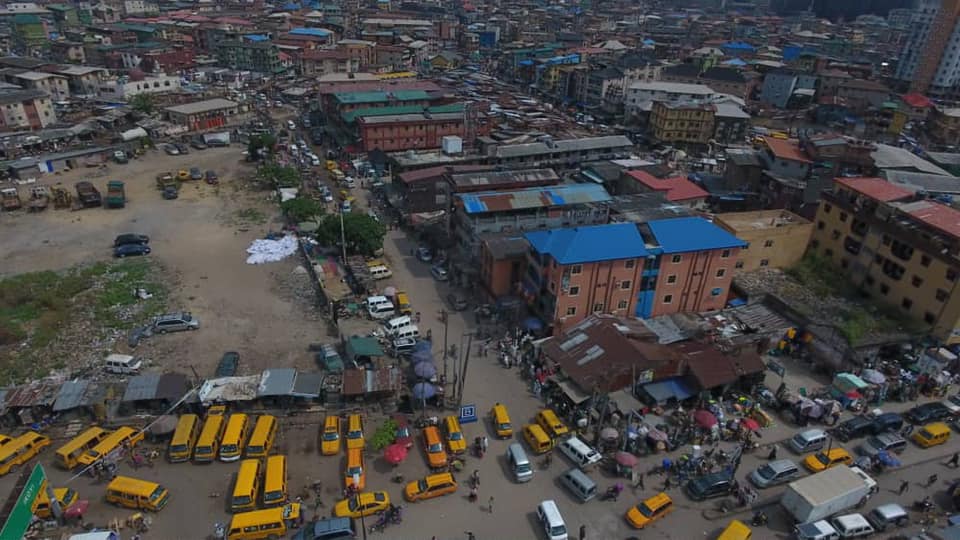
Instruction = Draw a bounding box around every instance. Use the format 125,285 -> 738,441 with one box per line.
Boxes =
441,309 -> 449,402
339,208 -> 348,263
458,333 -> 473,408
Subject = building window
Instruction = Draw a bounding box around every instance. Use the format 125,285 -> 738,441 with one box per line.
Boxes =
880,283 -> 890,295
764,240 -> 774,247
625,259 -> 635,268
663,294 -> 673,304
760,259 -> 769,267
667,275 -> 677,284
571,265 -> 582,275
671,255 -> 681,263
721,249 -> 730,258
912,275 -> 924,287
921,254 -> 932,267
937,289 -> 949,302
620,280 -> 631,289
592,303 -> 604,312
617,300 -> 628,310
735,260 -> 744,269
566,307 -> 576,316
568,286 -> 580,296
711,287 -> 722,296
716,269 -> 726,278
839,212 -> 848,222
902,297 -> 913,310
925,312 -> 936,324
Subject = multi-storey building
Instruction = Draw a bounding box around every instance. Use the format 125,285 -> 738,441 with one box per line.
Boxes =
216,40 -> 283,74
0,89 -> 55,129
809,176 -> 960,343
357,110 -> 472,152
896,0 -> 960,97
714,210 -> 813,272
649,100 -> 715,146
625,81 -> 716,118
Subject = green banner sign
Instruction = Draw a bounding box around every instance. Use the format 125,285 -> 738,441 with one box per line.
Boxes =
0,464 -> 45,540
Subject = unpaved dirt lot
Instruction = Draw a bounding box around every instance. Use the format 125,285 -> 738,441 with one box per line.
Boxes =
0,145 -> 322,377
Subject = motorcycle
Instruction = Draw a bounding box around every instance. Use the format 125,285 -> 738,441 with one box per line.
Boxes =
914,497 -> 935,513
751,511 -> 768,527
600,483 -> 623,502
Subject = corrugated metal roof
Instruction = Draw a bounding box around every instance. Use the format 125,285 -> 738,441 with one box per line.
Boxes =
122,374 -> 161,402
5,380 -> 61,408
334,90 -> 429,104
494,135 -> 632,159
258,369 -> 297,397
156,374 -> 190,401
647,217 -> 748,254
199,376 -> 260,404
342,367 -> 401,396
449,168 -> 559,189
459,183 -> 611,214
292,372 -> 323,398
525,223 -> 648,264
346,337 -> 384,359
53,380 -> 89,412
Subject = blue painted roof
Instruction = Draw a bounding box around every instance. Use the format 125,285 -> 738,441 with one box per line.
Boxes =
243,34 -> 270,42
289,27 -> 331,37
647,217 -> 747,254
525,223 -> 648,264
459,183 -> 611,214
723,41 -> 756,51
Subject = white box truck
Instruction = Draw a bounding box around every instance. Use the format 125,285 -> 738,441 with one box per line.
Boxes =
781,465 -> 873,524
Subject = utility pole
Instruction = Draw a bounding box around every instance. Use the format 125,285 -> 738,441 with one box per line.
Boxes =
458,333 -> 473,408
441,309 -> 449,399
339,207 -> 347,262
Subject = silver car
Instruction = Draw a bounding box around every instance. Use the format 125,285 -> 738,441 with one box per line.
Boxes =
857,432 -> 907,457
152,312 -> 200,333
749,459 -> 800,488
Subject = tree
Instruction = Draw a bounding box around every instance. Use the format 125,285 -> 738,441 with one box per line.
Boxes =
280,197 -> 324,223
129,93 -> 155,115
257,163 -> 300,189
315,213 -> 387,257
247,133 -> 277,161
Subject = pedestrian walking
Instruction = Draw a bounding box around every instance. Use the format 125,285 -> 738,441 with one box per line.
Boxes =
767,445 -> 778,460
928,474 -> 939,487
472,469 -> 480,487
488,496 -> 494,513
579,524 -> 586,540
948,452 -> 959,468
664,476 -> 671,490
899,480 -> 909,495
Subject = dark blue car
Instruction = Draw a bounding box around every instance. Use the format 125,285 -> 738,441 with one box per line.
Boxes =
114,243 -> 151,258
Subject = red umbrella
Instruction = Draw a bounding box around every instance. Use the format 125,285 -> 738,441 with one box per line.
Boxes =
741,418 -> 761,431
63,499 -> 89,519
615,451 -> 638,467
693,410 -> 718,428
384,443 -> 408,465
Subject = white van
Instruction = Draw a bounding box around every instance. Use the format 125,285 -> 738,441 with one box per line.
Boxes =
830,514 -> 875,538
789,429 -> 828,453
558,436 -> 601,470
795,520 -> 840,540
368,265 -> 393,280
368,302 -> 396,320
393,325 -> 420,340
506,443 -> 533,483
536,500 -> 568,540
384,316 -> 412,335
366,295 -> 391,310
105,354 -> 142,375
559,468 -> 597,502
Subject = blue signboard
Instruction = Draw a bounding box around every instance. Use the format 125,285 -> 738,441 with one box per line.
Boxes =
459,404 -> 477,424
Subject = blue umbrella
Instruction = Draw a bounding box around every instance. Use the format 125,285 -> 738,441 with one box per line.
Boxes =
414,362 -> 437,379
413,340 -> 432,353
411,349 -> 433,365
412,382 -> 436,400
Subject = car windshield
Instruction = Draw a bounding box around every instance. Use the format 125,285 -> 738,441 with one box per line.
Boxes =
347,431 -> 362,439
417,480 -> 428,493
181,314 -> 192,321
756,465 -> 776,479
222,444 -> 237,454
347,498 -> 360,512
232,495 -> 251,506
919,429 -> 933,439
450,431 -> 463,441
636,503 -> 655,517
397,427 -> 410,438
865,437 -> 882,449
373,492 -> 385,502
550,525 -> 567,536
347,466 -> 362,476
815,453 -> 831,465
516,462 -> 531,473
429,442 -> 443,453
323,432 -> 339,441
499,422 -> 512,431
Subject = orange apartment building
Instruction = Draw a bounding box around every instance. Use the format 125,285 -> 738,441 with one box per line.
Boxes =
357,110 -> 481,152
524,218 -> 747,334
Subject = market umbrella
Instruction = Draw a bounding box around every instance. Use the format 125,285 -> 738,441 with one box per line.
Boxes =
383,286 -> 397,298
693,410 -> 718,429
412,382 -> 436,400
647,428 -> 669,442
615,451 -> 638,467
413,340 -> 432,354
740,418 -> 761,432
600,427 -> 620,440
861,369 -> 886,385
411,349 -> 433,365
384,443 -> 408,465
63,499 -> 89,520
414,361 -> 437,379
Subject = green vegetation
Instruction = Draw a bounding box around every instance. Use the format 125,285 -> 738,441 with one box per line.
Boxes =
247,134 -> 278,161
786,255 -> 927,344
0,260 -> 168,384
315,213 -> 387,257
256,163 -> 300,189
281,197 -> 325,224
129,93 -> 156,115
371,418 -> 399,451
235,207 -> 268,225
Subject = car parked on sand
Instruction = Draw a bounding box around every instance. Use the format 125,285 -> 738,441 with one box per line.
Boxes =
114,243 -> 151,258
114,234 -> 149,247
151,312 -> 199,333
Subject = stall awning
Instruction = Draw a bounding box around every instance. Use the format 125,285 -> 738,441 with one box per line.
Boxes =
642,378 -> 694,402
553,378 -> 590,405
